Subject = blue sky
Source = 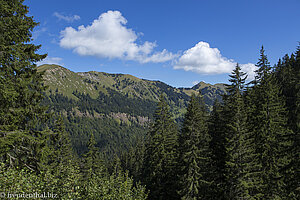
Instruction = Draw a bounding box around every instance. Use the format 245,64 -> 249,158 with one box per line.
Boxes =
25,0 -> 300,87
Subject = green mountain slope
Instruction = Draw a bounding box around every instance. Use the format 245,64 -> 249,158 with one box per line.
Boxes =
38,64 -> 226,111
38,64 -> 226,156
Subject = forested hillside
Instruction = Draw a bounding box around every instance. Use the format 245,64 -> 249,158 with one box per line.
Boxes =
38,64 -> 226,156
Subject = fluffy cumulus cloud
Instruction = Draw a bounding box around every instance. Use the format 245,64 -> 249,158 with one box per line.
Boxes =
59,10 -> 176,63
174,42 -> 234,74
54,12 -> 81,22
174,41 -> 257,80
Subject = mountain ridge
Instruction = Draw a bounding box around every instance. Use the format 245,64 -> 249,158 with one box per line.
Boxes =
38,64 -> 227,155
38,64 -> 226,108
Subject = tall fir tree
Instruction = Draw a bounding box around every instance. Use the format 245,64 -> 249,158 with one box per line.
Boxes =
294,45 -> 300,135
274,54 -> 296,130
248,47 -> 293,199
177,92 -> 212,200
0,0 -> 47,131
208,99 -> 227,199
253,46 -> 271,84
0,0 -> 48,171
292,45 -> 300,199
274,46 -> 300,199
143,94 -> 179,200
223,64 -> 258,199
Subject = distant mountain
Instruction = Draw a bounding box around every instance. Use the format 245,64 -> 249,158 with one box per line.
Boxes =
38,64 -> 226,112
38,64 -> 226,156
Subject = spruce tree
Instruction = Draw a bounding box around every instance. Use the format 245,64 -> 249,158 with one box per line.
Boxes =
253,46 -> 271,84
274,54 -> 296,131
292,45 -> 300,199
0,0 -> 48,171
248,47 -> 293,199
143,94 -> 179,200
0,0 -> 47,131
274,46 -> 300,199
208,99 -> 227,199
294,45 -> 300,135
223,64 -> 258,199
177,92 -> 212,200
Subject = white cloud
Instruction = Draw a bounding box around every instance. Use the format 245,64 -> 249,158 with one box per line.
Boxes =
141,49 -> 178,63
174,42 -> 235,74
174,41 -> 257,81
59,10 -> 176,63
36,57 -> 63,66
53,12 -> 80,22
240,63 -> 257,81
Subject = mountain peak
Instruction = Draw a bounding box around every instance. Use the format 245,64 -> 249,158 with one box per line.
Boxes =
191,81 -> 212,90
37,64 -> 69,72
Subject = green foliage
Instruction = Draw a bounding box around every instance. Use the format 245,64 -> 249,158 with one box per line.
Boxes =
120,137 -> 146,183
273,46 -> 300,199
0,161 -> 148,200
73,88 -> 157,118
0,129 -> 52,172
223,64 -> 258,199
0,0 -> 50,173
79,134 -> 148,199
44,115 -> 81,197
79,169 -> 147,200
0,0 -> 47,131
81,133 -> 106,184
66,115 -> 147,157
143,95 -> 179,200
41,89 -> 150,157
208,100 -> 227,199
246,47 -> 294,199
177,93 -> 212,199
36,64 -> 227,161
0,163 -> 55,197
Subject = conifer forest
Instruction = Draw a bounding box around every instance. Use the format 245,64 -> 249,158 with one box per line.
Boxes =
0,0 -> 299,199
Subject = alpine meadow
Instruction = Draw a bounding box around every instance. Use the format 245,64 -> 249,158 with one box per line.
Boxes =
0,0 -> 299,199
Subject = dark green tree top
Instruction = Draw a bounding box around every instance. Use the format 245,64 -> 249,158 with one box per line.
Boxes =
253,46 -> 271,84
0,0 -> 47,131
225,63 -> 247,96
248,47 -> 293,199
223,63 -> 259,199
